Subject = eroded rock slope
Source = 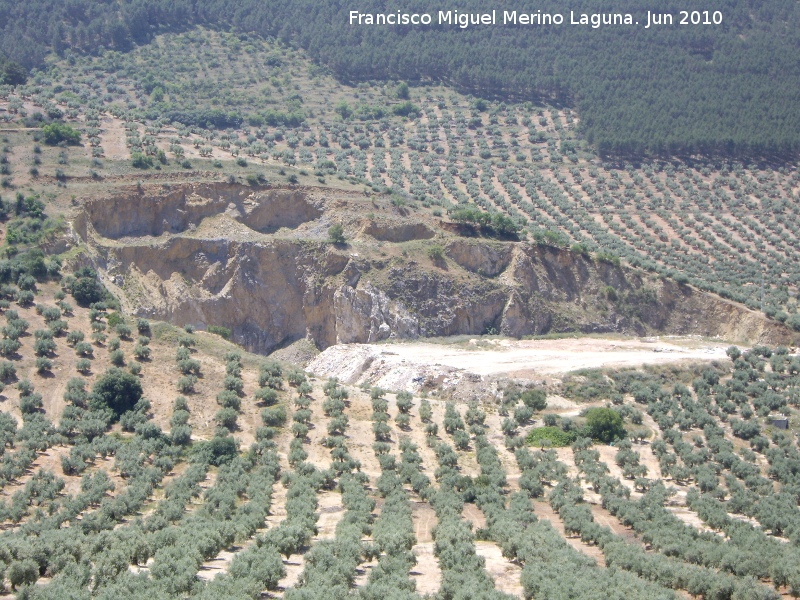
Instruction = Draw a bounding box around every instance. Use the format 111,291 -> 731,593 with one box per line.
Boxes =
72,183 -> 796,353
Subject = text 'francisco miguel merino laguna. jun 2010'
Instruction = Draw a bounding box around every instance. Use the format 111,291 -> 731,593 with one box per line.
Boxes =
348,9 -> 724,29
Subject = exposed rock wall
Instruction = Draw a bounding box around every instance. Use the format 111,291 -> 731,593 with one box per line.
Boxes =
75,184 -> 798,354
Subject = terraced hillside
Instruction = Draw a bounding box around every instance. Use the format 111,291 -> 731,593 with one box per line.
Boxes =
1,29 -> 798,322
0,274 -> 796,598
0,11 -> 797,600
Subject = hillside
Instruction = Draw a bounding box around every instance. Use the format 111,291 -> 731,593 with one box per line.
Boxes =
73,182 -> 796,354
0,16 -> 797,600
1,1 -> 800,158
0,274 -> 795,598
1,29 -> 799,319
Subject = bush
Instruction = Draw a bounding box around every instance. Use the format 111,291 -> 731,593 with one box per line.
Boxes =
19,392 -> 43,413
514,404 -> 534,424
427,245 -> 445,261
42,123 -> 81,146
0,361 -> 15,381
131,152 -> 154,169
223,375 -> 244,394
171,424 -> 192,446
193,434 -> 238,466
0,338 -> 20,356
215,407 -> 238,429
71,276 -> 104,306
208,325 -> 231,339
328,223 -> 346,244
520,389 -> 547,411
177,375 -> 198,394
91,367 -> 143,419
109,349 -> 125,366
76,358 -> 91,373
262,405 -> 287,427
177,358 -> 201,375
48,319 -> 68,336
526,426 -> 577,448
255,387 -> 278,406
16,290 -> 34,306
585,407 -> 626,443
787,314 -> 800,332
35,357 -> 52,373
70,341 -> 92,358
217,390 -> 241,410
33,337 -> 56,356
66,330 -> 84,346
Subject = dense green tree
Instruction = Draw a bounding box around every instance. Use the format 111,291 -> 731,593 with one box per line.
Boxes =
584,407 -> 626,443
91,367 -> 143,419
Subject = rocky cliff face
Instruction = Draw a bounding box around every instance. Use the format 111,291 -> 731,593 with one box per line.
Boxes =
73,183 -> 797,354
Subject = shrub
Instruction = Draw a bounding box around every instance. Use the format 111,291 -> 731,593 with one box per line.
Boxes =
35,357 -> 52,373
215,407 -> 238,429
585,407 -> 626,443
40,307 -> 61,322
177,358 -> 201,374
427,245 -> 445,261
208,325 -> 231,339
109,349 -> 125,366
33,337 -> 56,356
419,399 -> 432,422
0,338 -> 20,356
526,426 -> 577,447
0,361 -> 15,380
520,389 -> 547,410
48,319 -> 68,336
177,375 -> 198,394
514,405 -> 534,424
76,358 -> 91,373
193,434 -> 238,466
42,122 -> 81,146
328,223 -> 346,244
131,152 -> 154,169
255,387 -> 278,406
71,276 -> 104,306
262,405 -> 287,427
171,424 -> 192,446
19,392 -> 43,413
91,367 -> 143,418
223,375 -> 244,394
66,330 -> 84,346
217,390 -> 241,410
16,290 -> 34,306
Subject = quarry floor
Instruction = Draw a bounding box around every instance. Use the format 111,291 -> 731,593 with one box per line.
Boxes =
306,335 -> 733,393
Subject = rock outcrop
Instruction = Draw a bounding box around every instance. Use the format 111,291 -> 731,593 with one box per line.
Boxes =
73,183 -> 798,354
